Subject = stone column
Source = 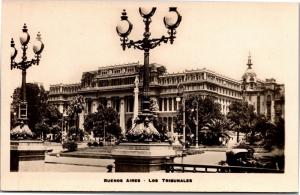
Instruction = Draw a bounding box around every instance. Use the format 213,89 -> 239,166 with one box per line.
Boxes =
58,104 -> 64,114
133,76 -> 139,125
162,98 -> 164,111
171,98 -> 174,111
92,100 -> 99,113
120,98 -> 126,135
79,112 -> 84,130
271,100 -> 275,122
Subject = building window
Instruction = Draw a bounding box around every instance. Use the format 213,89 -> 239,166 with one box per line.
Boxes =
168,117 -> 172,131
169,98 -> 172,111
164,98 -> 167,111
126,97 -> 134,112
257,96 -> 260,114
159,98 -> 162,111
87,100 -> 92,114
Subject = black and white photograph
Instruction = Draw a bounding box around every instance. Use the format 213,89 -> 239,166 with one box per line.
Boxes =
0,0 -> 298,192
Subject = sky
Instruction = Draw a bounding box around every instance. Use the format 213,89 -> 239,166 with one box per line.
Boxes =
1,1 -> 298,96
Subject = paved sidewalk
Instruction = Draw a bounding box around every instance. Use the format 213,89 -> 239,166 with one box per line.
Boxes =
45,154 -> 114,167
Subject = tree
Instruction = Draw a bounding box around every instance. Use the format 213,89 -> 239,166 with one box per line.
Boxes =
262,117 -> 284,150
66,95 -> 85,140
68,126 -> 84,141
275,117 -> 285,148
11,83 -> 63,140
203,118 -> 231,145
34,121 -> 50,139
227,101 -> 256,142
175,95 -> 223,144
83,104 -> 122,140
50,124 -> 62,142
43,104 -> 62,127
11,83 -> 48,137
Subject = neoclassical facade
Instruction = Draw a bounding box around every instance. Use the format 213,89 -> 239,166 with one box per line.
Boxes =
48,57 -> 284,135
242,56 -> 285,122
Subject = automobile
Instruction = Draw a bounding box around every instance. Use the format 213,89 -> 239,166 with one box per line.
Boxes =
225,148 -> 258,167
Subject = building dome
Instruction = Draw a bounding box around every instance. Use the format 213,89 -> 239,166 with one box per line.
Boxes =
242,54 -> 257,90
242,54 -> 256,79
243,66 -> 256,79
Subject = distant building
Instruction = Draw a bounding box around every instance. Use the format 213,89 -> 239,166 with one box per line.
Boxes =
48,56 -> 284,134
242,55 -> 285,122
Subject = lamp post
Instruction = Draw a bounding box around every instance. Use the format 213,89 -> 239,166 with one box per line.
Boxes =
192,100 -> 199,148
116,7 -> 182,140
176,83 -> 185,150
62,109 -> 68,144
10,23 -> 44,133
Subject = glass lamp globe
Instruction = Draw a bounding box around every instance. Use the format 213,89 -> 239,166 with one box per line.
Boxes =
164,11 -> 178,27
20,31 -> 30,46
140,7 -> 154,16
33,32 -> 43,54
176,97 -> 181,102
11,46 -> 17,59
117,20 -> 130,35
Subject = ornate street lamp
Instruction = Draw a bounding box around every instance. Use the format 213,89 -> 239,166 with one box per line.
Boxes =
176,83 -> 186,149
10,23 -> 44,137
116,7 -> 182,141
192,100 -> 199,148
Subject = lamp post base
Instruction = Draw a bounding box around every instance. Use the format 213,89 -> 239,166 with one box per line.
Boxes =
10,140 -> 49,172
112,142 -> 176,172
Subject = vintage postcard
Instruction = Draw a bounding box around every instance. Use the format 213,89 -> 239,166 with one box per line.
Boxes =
0,0 -> 298,192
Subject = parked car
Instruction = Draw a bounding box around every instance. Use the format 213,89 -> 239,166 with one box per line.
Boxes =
226,148 -> 257,167
225,147 -> 278,170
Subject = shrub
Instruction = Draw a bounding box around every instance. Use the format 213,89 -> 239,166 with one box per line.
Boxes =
92,141 -> 99,147
62,140 -> 78,152
99,141 -> 104,146
87,142 -> 92,147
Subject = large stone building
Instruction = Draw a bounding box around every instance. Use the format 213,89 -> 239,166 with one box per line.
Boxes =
242,55 -> 285,122
48,56 -> 284,135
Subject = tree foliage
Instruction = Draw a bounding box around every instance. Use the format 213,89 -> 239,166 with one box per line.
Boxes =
65,95 -> 85,140
83,104 -> 122,140
43,104 -> 62,126
11,83 -> 47,131
227,101 -> 256,142
175,95 -> 223,136
66,95 -> 85,120
202,118 -> 231,145
34,121 -> 50,139
10,83 -> 62,139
